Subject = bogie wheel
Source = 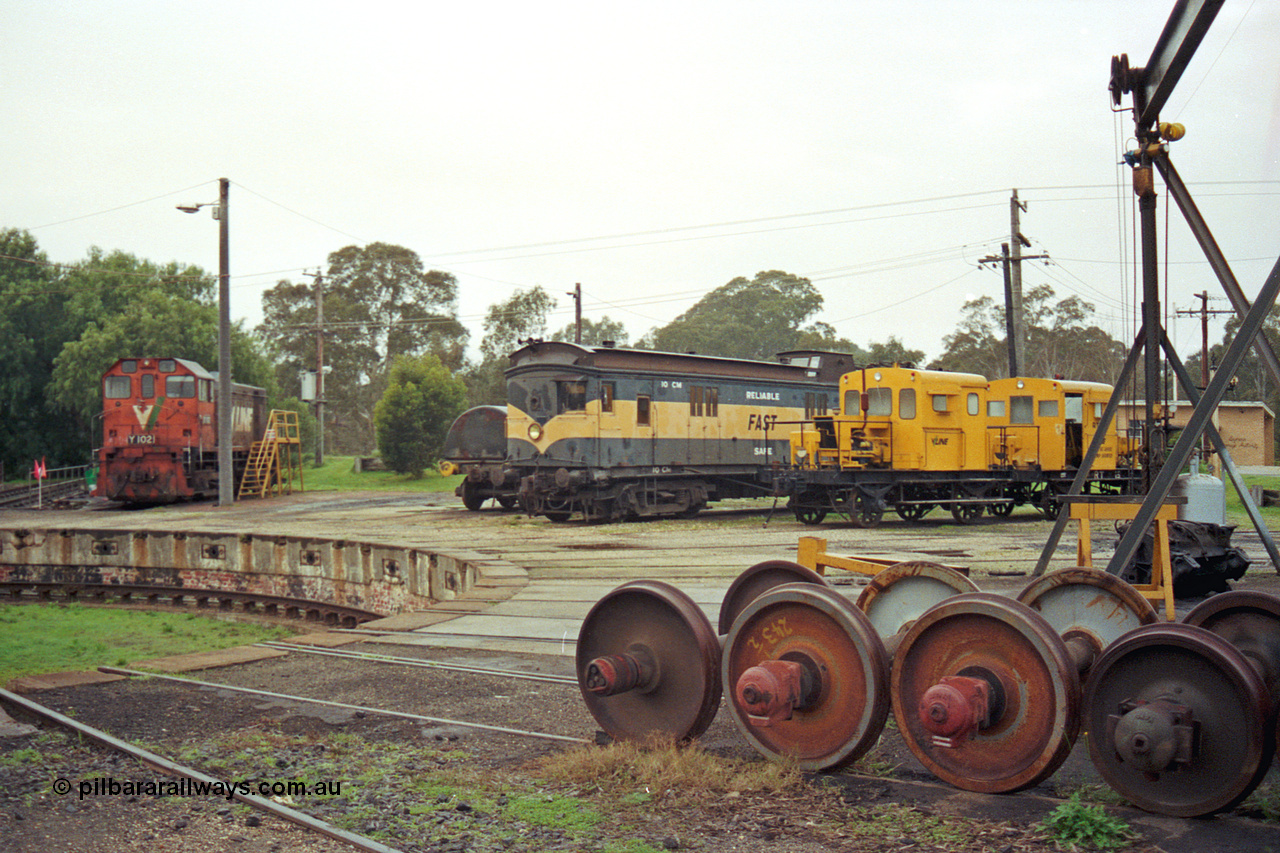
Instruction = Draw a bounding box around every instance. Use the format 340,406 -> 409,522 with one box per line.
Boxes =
894,503 -> 934,523
460,480 -> 485,512
987,501 -> 1014,517
577,580 -> 722,743
1182,590 -> 1280,700
722,583 -> 890,770
892,593 -> 1080,793
794,507 -> 828,525
848,492 -> 884,529
855,561 -> 979,653
950,503 -> 984,524
1084,622 -> 1272,816
718,560 -> 830,637
1016,568 -> 1157,676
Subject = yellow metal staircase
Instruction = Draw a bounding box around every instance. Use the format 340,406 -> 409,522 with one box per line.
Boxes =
237,409 -> 304,499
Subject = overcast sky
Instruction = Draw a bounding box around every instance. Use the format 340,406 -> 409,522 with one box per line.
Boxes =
5,1 -> 1279,365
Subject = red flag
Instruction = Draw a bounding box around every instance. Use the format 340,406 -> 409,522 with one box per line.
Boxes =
34,457 -> 46,479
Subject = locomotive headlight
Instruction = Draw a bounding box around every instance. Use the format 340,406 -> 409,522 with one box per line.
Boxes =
528,422 -> 543,441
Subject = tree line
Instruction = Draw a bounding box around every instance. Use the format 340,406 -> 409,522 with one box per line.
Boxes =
1,228 -> 1152,479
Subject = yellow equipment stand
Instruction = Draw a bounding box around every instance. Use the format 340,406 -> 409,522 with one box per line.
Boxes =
1067,496 -> 1181,621
796,536 -> 969,578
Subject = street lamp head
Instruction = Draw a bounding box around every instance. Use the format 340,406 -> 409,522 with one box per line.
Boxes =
176,204 -> 202,214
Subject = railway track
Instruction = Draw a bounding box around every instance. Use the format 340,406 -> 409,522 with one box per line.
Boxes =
0,580 -> 381,628
0,480 -> 87,509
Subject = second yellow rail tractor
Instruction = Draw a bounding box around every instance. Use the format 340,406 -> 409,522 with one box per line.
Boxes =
779,366 -> 1138,526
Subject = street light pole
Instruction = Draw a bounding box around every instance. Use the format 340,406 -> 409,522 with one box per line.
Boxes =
177,179 -> 234,506
216,177 -> 232,506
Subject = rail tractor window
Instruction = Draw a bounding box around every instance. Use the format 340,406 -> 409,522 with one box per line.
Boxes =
166,375 -> 196,399
601,382 -> 615,413
1065,394 -> 1083,422
158,359 -> 176,373
898,388 -> 916,419
1010,396 -> 1034,424
104,376 -> 131,399
860,387 -> 889,416
932,394 -> 949,413
968,393 -> 980,416
558,381 -> 587,413
988,400 -> 1006,417
1038,399 -> 1059,418
636,395 -> 651,426
140,374 -> 155,398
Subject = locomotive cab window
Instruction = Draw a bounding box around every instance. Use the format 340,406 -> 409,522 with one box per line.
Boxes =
1064,394 -> 1083,423
140,374 -> 155,398
104,376 -> 131,399
158,359 -> 176,373
121,360 -> 138,374
166,375 -> 196,399
557,381 -> 587,413
898,388 -> 915,419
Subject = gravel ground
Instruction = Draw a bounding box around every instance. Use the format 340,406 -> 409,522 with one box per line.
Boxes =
4,492 -> 1280,852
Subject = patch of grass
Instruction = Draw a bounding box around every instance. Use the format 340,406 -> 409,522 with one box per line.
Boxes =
0,603 -> 292,685
1039,792 -> 1137,850
302,455 -> 461,492
503,793 -> 603,832
536,737 -> 805,802
1241,783 -> 1280,822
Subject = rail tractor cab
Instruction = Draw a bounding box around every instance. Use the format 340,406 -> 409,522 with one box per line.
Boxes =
985,377 -> 1123,471
791,366 -> 988,472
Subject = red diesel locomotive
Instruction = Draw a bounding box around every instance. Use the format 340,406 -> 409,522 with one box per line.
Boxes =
98,357 -> 266,503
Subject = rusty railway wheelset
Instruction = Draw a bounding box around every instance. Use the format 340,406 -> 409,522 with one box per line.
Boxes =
575,561 -> 1280,818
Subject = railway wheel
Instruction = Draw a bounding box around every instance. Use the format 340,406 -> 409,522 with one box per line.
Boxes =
718,560 -> 830,636
894,503 -> 934,522
577,580 -> 722,743
1084,622 -> 1272,816
722,583 -> 890,770
1182,590 -> 1280,699
793,506 -> 828,525
950,503 -> 984,524
892,593 -> 1080,793
1017,568 -> 1157,675
460,480 -> 485,511
855,561 -> 979,656
987,501 -> 1014,517
848,492 -> 884,529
